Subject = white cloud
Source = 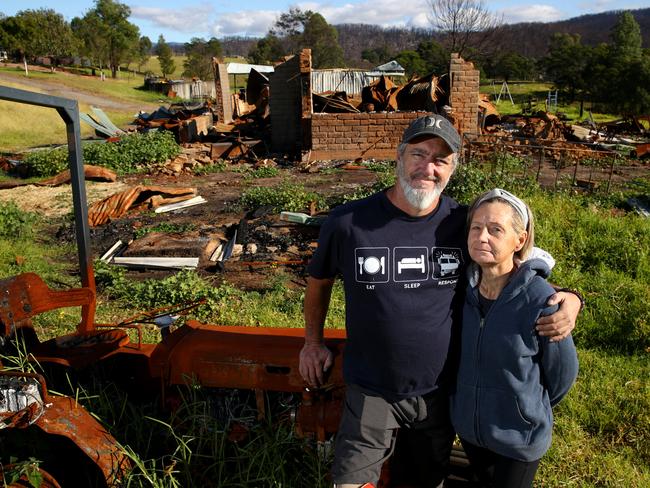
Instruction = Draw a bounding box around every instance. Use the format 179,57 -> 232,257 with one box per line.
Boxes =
500,4 -> 563,23
210,11 -> 279,37
205,0 -> 432,38
578,0 -> 644,14
315,0 -> 431,28
130,3 -> 215,34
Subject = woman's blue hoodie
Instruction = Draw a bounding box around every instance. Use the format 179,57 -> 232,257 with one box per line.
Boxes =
450,258 -> 579,462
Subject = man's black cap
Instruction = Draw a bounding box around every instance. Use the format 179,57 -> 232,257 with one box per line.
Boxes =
401,114 -> 461,153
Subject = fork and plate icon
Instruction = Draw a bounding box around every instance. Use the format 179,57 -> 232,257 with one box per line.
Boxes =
358,255 -> 385,275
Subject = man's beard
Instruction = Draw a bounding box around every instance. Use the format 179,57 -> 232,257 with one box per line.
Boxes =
397,160 -> 444,211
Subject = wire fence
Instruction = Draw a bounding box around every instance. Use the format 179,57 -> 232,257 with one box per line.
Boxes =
461,133 -> 648,194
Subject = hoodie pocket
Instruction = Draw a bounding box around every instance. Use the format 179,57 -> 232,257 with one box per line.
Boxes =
479,388 -> 534,449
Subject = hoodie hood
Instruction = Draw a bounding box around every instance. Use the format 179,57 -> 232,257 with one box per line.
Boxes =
468,246 -> 554,289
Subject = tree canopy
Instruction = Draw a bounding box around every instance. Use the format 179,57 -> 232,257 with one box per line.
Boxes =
182,37 -> 222,80
1,9 -> 76,70
73,0 -> 140,78
302,13 -> 344,68
541,11 -> 650,115
249,8 -> 344,68
156,35 -> 176,78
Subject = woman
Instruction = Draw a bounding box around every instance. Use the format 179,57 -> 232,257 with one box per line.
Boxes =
450,188 -> 579,488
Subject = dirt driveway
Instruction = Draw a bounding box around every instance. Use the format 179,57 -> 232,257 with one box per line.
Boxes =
0,66 -> 158,113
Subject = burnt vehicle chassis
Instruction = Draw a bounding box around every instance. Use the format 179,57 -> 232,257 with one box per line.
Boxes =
0,86 -> 469,487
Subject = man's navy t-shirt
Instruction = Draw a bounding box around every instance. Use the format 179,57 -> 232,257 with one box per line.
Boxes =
307,191 -> 468,401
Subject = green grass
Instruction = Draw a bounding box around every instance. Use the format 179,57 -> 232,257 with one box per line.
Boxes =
139,55 -> 187,79
0,165 -> 649,485
480,80 -> 619,123
0,67 -> 174,152
540,349 -> 650,487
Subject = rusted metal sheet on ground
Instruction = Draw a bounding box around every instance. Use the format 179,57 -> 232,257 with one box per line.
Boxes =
36,396 -> 129,486
0,371 -> 128,487
209,140 -> 263,161
635,142 -> 650,158
0,165 -> 116,190
87,186 -> 197,226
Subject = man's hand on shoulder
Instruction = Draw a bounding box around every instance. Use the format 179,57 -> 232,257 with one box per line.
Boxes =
299,342 -> 334,388
536,290 -> 582,342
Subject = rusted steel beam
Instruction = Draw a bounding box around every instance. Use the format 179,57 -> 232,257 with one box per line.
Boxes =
0,86 -> 96,333
0,273 -> 94,338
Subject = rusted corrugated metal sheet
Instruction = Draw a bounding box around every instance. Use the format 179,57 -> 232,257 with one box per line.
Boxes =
88,186 -> 197,226
312,69 -> 406,97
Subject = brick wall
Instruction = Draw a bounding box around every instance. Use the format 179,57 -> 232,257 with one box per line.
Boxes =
271,51 -> 479,161
449,53 -> 479,137
212,58 -> 233,124
310,112 -> 430,160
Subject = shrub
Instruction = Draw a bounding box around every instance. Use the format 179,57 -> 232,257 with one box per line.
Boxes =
134,222 -> 196,239
446,161 -> 539,205
23,131 -> 181,177
0,202 -> 38,238
22,148 -> 69,177
239,182 -> 325,212
329,171 -> 395,207
246,166 -> 279,179
83,130 -> 180,174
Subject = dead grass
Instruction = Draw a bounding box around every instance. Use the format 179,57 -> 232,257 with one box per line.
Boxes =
0,181 -> 129,218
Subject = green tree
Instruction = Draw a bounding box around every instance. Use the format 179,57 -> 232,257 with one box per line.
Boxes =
416,40 -> 449,75
301,13 -> 344,68
182,37 -> 222,80
395,50 -> 427,77
610,11 -> 642,61
71,11 -> 109,71
248,35 -> 284,65
605,12 -> 649,115
2,9 -> 76,73
491,52 -> 536,81
271,7 -> 313,54
137,36 -> 152,73
541,33 -> 588,101
74,0 -> 140,78
362,46 -> 394,65
156,34 -> 176,78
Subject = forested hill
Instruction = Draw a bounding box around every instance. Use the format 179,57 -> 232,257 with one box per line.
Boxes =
497,8 -> 650,58
220,7 -> 649,64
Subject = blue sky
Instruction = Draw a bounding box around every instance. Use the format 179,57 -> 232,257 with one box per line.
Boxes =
1,1 -> 646,42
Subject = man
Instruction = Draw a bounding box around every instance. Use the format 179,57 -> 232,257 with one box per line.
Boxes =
298,114 -> 581,488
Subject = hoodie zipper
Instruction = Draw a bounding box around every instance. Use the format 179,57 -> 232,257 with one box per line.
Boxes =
473,295 -> 495,446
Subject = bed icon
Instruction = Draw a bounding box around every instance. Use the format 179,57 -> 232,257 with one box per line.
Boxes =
397,255 -> 426,274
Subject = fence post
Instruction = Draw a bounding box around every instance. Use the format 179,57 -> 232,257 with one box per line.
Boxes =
536,147 -> 543,184
572,157 -> 579,186
606,155 -> 616,194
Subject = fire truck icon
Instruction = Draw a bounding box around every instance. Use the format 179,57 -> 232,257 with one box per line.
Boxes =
397,255 -> 426,274
437,253 -> 460,276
